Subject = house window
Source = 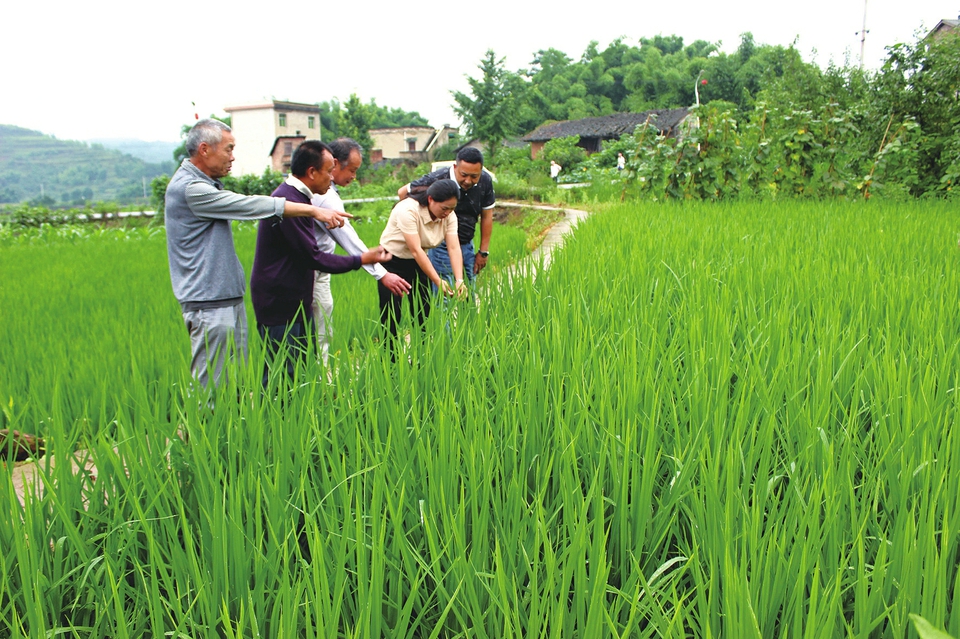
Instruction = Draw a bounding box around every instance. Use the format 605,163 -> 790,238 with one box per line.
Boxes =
408,139 -> 417,152
278,113 -> 287,127
308,116 -> 315,129
284,142 -> 292,155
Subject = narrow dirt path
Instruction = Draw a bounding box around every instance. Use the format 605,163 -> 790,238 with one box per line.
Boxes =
494,201 -> 592,282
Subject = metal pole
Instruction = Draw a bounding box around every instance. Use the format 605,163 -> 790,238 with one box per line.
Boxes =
859,0 -> 869,69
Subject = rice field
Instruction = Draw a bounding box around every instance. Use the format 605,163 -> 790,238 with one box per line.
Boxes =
1,200 -> 958,638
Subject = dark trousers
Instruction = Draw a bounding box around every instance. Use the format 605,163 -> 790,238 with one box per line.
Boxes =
257,312 -> 314,389
378,256 -> 432,346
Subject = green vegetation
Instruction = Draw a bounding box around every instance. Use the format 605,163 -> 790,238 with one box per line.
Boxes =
4,23 -> 960,639
2,200 -> 959,638
453,34 -> 806,151
0,205 -> 533,424
455,31 -> 960,200
0,125 -> 174,206
315,94 -> 431,143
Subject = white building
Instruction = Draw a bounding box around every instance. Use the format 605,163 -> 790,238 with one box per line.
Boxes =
223,100 -> 322,175
368,126 -> 459,164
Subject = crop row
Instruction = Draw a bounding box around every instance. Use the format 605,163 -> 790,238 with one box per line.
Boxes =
2,200 -> 958,637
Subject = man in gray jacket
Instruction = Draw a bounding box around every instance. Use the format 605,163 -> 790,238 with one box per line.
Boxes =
165,118 -> 347,389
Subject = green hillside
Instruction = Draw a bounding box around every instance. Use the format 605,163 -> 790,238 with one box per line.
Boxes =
0,124 -> 175,206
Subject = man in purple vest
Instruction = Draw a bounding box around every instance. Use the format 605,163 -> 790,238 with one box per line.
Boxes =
250,140 -> 390,387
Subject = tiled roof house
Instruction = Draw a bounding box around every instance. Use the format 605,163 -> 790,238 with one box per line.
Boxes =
521,108 -> 689,158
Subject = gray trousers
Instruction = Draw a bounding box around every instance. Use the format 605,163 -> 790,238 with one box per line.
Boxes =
312,272 -> 334,366
182,301 -> 248,389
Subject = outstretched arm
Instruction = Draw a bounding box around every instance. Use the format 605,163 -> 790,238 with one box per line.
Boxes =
283,201 -> 351,229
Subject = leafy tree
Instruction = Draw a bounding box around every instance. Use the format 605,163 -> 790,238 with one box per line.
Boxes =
338,94 -> 375,160
150,175 -> 170,219
540,136 -> 588,176
430,139 -> 460,162
869,33 -> 960,193
302,98 -> 429,147
222,168 -> 284,196
366,100 -> 430,129
317,100 -> 342,140
453,50 -> 526,163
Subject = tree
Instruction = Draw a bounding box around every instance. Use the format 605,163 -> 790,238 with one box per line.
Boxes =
366,100 -> 430,128
338,94 -> 375,159
452,50 -> 526,163
317,100 -> 341,140
870,33 -> 960,193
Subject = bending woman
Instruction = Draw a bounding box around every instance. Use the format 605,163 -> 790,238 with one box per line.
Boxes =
377,179 -> 465,343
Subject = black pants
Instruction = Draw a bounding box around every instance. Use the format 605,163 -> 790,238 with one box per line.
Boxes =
378,256 -> 432,345
257,313 -> 314,389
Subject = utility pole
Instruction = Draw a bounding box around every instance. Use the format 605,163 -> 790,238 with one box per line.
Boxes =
857,0 -> 869,69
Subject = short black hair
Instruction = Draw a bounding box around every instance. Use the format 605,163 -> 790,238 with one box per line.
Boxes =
409,179 -> 460,206
290,140 -> 333,177
329,138 -> 363,164
456,147 -> 484,166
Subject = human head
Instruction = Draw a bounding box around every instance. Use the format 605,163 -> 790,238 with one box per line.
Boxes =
453,147 -> 484,191
409,179 -> 459,219
291,140 -> 335,195
187,119 -> 234,179
329,138 -> 363,187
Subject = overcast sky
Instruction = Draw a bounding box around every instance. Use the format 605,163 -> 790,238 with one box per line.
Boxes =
3,0 -> 957,143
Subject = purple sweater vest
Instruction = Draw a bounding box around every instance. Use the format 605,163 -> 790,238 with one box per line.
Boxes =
250,182 -> 361,326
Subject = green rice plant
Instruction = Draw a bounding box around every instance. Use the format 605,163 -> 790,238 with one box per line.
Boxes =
2,199 -> 959,637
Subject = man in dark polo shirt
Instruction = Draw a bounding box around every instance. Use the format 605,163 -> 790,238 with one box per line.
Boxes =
250,140 -> 390,387
397,147 -> 495,285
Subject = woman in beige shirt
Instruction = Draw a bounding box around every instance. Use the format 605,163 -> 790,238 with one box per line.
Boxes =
378,179 -> 466,344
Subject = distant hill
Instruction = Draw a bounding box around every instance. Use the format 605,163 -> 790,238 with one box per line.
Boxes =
88,138 -> 178,164
0,124 -> 176,206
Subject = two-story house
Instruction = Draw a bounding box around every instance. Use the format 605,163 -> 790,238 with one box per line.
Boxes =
223,100 -> 322,175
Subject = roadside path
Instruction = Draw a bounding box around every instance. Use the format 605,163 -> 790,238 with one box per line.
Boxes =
495,200 -> 591,279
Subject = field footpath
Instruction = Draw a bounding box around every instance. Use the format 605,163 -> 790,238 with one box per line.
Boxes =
8,202 -> 591,507
9,449 -> 103,509
495,201 -> 591,278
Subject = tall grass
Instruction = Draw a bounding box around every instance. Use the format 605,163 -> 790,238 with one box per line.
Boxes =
2,200 -> 958,637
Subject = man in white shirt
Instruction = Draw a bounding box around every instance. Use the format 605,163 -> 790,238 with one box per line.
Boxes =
312,138 -> 411,363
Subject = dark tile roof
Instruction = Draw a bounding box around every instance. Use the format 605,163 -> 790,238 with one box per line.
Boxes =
521,108 -> 689,142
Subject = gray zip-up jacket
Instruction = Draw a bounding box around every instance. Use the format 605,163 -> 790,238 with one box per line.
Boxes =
165,159 -> 285,307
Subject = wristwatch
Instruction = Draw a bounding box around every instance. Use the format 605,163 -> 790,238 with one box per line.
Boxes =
478,251 -> 490,257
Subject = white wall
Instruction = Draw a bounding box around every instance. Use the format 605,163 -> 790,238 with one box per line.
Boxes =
370,127 -> 436,159
274,109 -> 321,141
229,108 -> 275,176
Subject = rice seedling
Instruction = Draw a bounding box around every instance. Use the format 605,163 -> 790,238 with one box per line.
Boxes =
2,200 -> 958,637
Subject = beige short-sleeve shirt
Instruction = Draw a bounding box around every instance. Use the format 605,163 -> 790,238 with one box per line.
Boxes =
379,198 -> 458,259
